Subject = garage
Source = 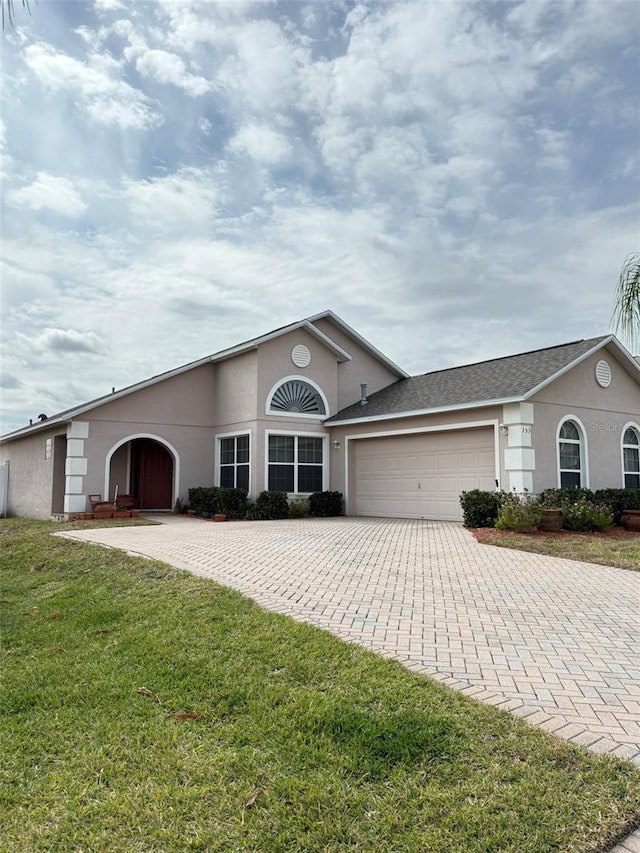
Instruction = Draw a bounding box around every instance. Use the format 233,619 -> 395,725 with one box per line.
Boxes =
353,427 -> 496,521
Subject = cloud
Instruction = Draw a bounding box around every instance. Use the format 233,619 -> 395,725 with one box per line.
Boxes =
0,373 -> 23,390
23,42 -> 161,130
7,172 -> 87,217
121,168 -> 218,235
135,49 -> 211,96
228,123 -> 291,164
0,0 -> 638,433
34,328 -> 107,355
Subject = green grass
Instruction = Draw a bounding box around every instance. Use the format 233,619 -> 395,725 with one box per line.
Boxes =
2,518 -> 639,853
479,528 -> 640,571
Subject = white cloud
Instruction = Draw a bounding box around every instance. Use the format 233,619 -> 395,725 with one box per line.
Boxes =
135,49 -> 211,96
7,172 -> 87,217
35,328 -> 107,354
1,0 -> 638,432
228,123 -> 291,165
122,169 -> 218,235
23,42 -> 161,130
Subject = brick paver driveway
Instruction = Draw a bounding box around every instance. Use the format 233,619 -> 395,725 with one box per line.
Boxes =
61,516 -> 640,765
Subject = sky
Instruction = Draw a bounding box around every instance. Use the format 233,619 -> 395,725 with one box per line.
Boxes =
1,0 -> 639,435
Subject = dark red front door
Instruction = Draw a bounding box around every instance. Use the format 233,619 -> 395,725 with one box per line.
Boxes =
131,440 -> 173,509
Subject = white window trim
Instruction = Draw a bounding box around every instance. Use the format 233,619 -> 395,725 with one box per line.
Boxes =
264,429 -> 329,495
556,415 -> 589,489
265,375 -> 330,420
215,430 -> 252,493
621,421 -> 640,489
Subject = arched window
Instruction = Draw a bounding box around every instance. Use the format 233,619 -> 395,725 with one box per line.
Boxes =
558,419 -> 584,488
267,378 -> 327,417
623,426 -> 640,488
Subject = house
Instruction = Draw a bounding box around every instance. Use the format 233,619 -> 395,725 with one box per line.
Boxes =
1,310 -> 639,521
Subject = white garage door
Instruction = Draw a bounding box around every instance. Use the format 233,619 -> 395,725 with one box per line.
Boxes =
354,428 -> 496,521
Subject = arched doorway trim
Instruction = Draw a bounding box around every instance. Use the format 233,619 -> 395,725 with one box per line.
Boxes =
104,434 -> 180,508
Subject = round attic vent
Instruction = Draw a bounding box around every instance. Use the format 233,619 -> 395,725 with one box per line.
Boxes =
291,344 -> 311,368
595,359 -> 611,388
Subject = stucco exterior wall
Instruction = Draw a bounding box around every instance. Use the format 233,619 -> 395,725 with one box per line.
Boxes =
530,349 -> 640,491
215,351 -> 258,427
88,363 -> 217,427
311,317 -> 403,409
81,419 -> 216,509
257,327 -> 339,418
0,427 -> 63,518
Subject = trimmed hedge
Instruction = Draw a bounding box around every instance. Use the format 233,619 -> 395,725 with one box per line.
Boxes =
247,491 -> 290,520
308,491 -> 344,517
187,486 -> 248,519
459,490 -> 503,528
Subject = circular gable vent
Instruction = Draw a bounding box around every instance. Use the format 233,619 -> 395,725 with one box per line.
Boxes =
595,359 -> 611,388
291,344 -> 311,368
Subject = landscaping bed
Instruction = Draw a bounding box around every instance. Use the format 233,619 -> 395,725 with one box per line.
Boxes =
472,525 -> 640,571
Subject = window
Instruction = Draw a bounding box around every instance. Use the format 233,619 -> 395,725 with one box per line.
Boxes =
623,426 -> 640,488
219,434 -> 250,491
268,378 -> 326,416
268,434 -> 324,493
558,419 -> 583,488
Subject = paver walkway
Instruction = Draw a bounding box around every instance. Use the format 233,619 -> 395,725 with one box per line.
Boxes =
59,515 -> 640,853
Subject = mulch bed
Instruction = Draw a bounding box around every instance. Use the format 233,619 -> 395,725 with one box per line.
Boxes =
470,526 -> 637,544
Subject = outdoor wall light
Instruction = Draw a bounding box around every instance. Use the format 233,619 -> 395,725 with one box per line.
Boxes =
498,424 -> 509,436
332,440 -> 341,450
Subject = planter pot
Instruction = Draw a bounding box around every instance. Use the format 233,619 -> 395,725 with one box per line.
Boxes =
213,514 -> 227,522
621,510 -> 640,532
201,511 -> 212,519
187,510 -> 196,517
538,509 -> 563,532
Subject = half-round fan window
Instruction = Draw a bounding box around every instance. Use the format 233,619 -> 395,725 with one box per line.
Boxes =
269,380 -> 326,415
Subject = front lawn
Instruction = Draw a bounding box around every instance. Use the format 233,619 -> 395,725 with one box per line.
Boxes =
2,518 -> 639,852
474,526 -> 640,571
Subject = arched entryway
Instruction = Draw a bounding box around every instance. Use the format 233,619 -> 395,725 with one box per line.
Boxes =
106,436 -> 178,510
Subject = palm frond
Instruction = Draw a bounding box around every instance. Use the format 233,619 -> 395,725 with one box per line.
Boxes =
611,252 -> 640,352
1,0 -> 31,30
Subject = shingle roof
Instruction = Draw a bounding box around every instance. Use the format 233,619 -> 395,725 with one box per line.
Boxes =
327,336 -> 611,422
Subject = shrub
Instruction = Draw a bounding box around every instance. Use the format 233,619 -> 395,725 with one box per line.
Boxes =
187,486 -> 219,516
217,487 -> 248,519
563,498 -> 613,532
246,491 -> 290,520
594,488 -> 640,524
288,498 -> 308,519
308,490 -> 344,517
538,488 -> 595,509
459,490 -> 503,528
495,494 -> 541,533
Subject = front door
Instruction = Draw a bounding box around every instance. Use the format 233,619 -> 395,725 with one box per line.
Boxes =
131,439 -> 173,509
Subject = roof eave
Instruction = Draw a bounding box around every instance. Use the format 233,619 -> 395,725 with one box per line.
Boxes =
307,310 -> 409,378
325,395 -> 523,427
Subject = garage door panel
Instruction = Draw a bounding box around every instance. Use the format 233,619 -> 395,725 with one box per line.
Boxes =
354,428 -> 495,521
